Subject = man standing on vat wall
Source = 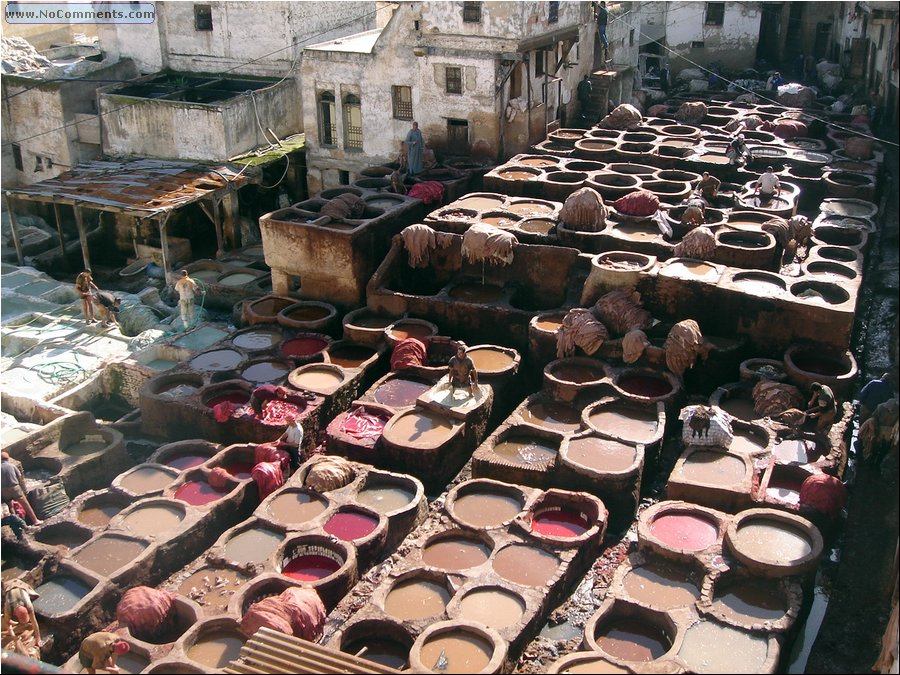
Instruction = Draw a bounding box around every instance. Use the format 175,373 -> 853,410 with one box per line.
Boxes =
174,270 -> 204,329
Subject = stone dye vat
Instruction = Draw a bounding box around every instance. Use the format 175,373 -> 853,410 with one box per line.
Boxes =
325,479 -> 606,671
667,448 -> 757,512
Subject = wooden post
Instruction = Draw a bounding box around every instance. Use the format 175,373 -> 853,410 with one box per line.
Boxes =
6,198 -> 25,265
73,205 -> 90,270
52,203 -> 66,259
158,212 -> 172,285
209,198 -> 225,258
222,192 -> 241,249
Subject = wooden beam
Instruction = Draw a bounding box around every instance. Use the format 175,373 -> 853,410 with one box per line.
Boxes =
52,203 -> 66,259
73,206 -> 90,270
222,192 -> 241,249
158,213 -> 172,284
7,199 -> 25,266
208,197 -> 226,259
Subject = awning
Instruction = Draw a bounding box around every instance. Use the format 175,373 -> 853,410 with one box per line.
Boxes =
517,26 -> 580,53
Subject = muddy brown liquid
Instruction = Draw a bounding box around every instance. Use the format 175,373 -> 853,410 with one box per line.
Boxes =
187,630 -> 246,669
457,196 -> 507,210
189,349 -> 243,371
383,411 -> 456,447
732,521 -> 812,563
287,305 -> 330,321
519,158 -> 558,168
458,588 -> 526,629
712,579 -> 787,623
452,491 -> 523,528
588,406 -> 658,443
467,347 -> 514,372
419,633 -> 493,674
492,545 -> 559,587
78,503 -> 123,528
493,437 -> 557,466
730,428 -> 768,454
622,562 -> 700,609
534,317 -> 564,332
680,452 -> 746,485
677,620 -> 769,674
520,219 -> 556,234
422,537 -> 491,571
223,528 -> 284,565
500,170 -> 539,180
267,491 -> 329,524
119,466 -> 176,494
63,439 -> 107,455
480,215 -> 519,228
328,346 -> 376,369
122,504 -> 184,536
664,260 -> 719,280
384,579 -> 450,620
292,368 -> 343,390
566,436 -> 637,472
177,567 -> 249,610
387,323 -> 433,341
449,283 -> 505,303
522,401 -> 581,432
508,201 -> 555,216
562,658 -> 633,673
718,396 -> 759,421
373,378 -> 431,407
596,619 -> 671,662
72,535 -> 144,577
350,314 -> 395,329
356,485 -> 414,514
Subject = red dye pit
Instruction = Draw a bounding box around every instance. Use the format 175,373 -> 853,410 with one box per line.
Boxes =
282,554 -> 341,581
532,509 -> 590,537
260,400 -> 304,425
618,375 -> 673,398
223,462 -> 254,480
165,455 -> 208,470
373,378 -> 431,407
650,512 -> 719,551
174,481 -> 224,506
281,337 -> 328,358
324,511 -> 379,541
206,393 -> 250,409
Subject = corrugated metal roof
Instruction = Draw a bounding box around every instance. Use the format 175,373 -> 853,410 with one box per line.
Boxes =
5,158 -> 261,216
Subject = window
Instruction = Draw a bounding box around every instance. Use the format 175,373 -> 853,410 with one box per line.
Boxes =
548,1 -> 559,24
691,41 -> 705,49
535,51 -> 545,77
705,2 -> 724,26
392,85 -> 413,120
630,29 -> 635,46
446,67 -> 463,94
12,144 -> 23,171
194,4 -> 213,31
339,170 -> 350,185
343,94 -> 363,150
447,119 -> 469,149
463,1 -> 482,23
318,92 -> 336,146
510,63 -> 522,98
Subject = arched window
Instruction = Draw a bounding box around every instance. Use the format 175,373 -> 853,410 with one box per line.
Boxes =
318,91 -> 336,146
343,94 -> 363,150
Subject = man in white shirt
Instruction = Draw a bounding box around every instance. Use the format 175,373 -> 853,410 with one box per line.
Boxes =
754,166 -> 781,203
278,413 -> 304,472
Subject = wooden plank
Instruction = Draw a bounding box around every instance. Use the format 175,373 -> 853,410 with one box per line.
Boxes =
52,203 -> 66,259
73,205 -> 90,270
7,200 -> 25,265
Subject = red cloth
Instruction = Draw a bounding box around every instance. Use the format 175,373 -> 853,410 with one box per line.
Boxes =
208,467 -> 232,491
799,474 -> 847,521
390,338 -> 427,371
612,190 -> 660,217
10,500 -> 26,519
252,461 -> 284,500
116,587 -> 177,641
213,401 -> 239,422
255,443 -> 290,473
408,181 -> 445,205
259,399 -> 304,426
339,407 -> 389,440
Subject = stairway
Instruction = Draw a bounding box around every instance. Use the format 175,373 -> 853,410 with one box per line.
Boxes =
578,69 -> 618,128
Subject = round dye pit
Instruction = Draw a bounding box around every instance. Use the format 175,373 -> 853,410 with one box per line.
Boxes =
616,374 -> 673,398
679,452 -> 746,486
156,382 -> 200,399
531,507 -> 590,538
175,480 -> 226,506
479,213 -> 520,229
423,537 -> 492,571
458,587 -> 526,630
519,218 -> 556,234
63,437 -> 108,455
224,527 -> 284,565
717,393 -> 759,421
177,567 -> 249,611
385,578 -> 451,620
732,272 -> 786,296
72,535 -> 144,577
164,454 -> 211,471
222,461 -> 254,480
187,629 -> 246,669
649,512 -> 719,551
788,352 -> 849,377
712,578 -> 788,624
419,631 -> 494,674
283,304 -> 331,322
452,490 -> 524,528
492,545 -> 559,587
466,347 -> 516,373
346,313 -> 396,330
344,638 -> 409,669
232,328 -> 282,350
114,650 -> 150,674
119,466 -> 177,494
291,366 -> 344,391
32,575 -> 92,615
677,619 -> 769,674
493,436 -> 557,466
522,401 -> 581,433
281,336 -> 328,358
122,503 -> 185,537
78,502 -> 125,528
565,436 -> 638,473
373,377 -> 432,407
241,360 -> 290,383
35,524 -> 91,552
499,169 -> 541,180
328,345 -> 377,369
267,491 -> 329,524
205,391 -> 250,409
448,283 -> 505,304
189,349 -> 243,372
622,562 -> 700,609
218,272 -> 258,286
324,510 -> 379,541
555,656 -> 633,673
595,619 -> 672,662
730,519 -> 813,565
551,363 -> 605,384
356,482 -> 415,514
507,200 -> 555,216
587,403 -> 659,443
386,321 -> 435,343
662,260 -> 720,281
383,410 -> 457,448
282,551 -> 342,581
533,316 -> 564,333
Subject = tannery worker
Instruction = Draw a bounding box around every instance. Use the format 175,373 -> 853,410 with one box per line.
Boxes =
79,632 -> 130,674
754,166 -> 781,202
174,270 -> 203,328
694,172 -> 721,201
75,268 -> 99,324
806,382 -> 838,434
448,344 -> 478,397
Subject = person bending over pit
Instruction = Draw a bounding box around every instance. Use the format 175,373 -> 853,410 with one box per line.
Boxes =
806,382 -> 838,435
694,172 -> 721,202
248,384 -> 291,416
1,452 -> 40,526
448,344 -> 478,398
95,290 -> 122,327
79,631 -> 130,674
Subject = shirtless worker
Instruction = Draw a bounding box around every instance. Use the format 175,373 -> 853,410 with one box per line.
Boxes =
448,344 -> 478,397
174,270 -> 203,328
74,269 -> 99,324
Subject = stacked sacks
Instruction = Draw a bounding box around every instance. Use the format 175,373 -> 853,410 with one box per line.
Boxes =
560,187 -> 607,232
599,103 -> 643,130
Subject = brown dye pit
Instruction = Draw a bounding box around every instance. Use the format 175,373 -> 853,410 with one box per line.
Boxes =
119,466 -> 175,494
356,485 -> 415,514
452,491 -> 523,528
790,354 -> 847,377
492,545 -> 559,587
522,401 -> 581,432
615,222 -> 658,241
596,619 -> 671,662
456,196 -> 507,210
588,405 -> 658,443
223,527 -> 284,565
350,314 -> 395,329
63,439 -> 107,455
78,503 -> 124,528
566,436 -> 637,472
383,411 -> 456,447
663,260 -> 719,281
267,491 -> 329,524
622,562 -> 700,609
187,629 -> 246,669
678,619 -> 769,674
730,428 -> 768,454
680,452 -> 745,486
718,395 -> 759,421
420,632 -> 493,674
534,317 -> 564,332
712,578 -> 787,623
493,436 -> 557,466
122,504 -> 184,537
343,638 -> 409,669
373,378 -> 431,407
292,368 -> 344,390
732,521 -> 812,563
177,567 -> 249,610
551,364 -> 605,383
328,345 -> 376,369
480,215 -> 519,228
458,588 -> 526,630
387,323 -> 434,342
449,283 -> 505,303
519,157 -> 558,168
286,305 -> 331,322
500,170 -> 541,180
561,658 -> 633,673
508,201 -> 555,216
423,537 -> 491,571
732,274 -> 785,296
467,347 -> 515,372
519,219 -> 556,234
232,329 -> 281,350
72,535 -> 144,577
115,651 -> 151,673
384,578 -> 450,620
